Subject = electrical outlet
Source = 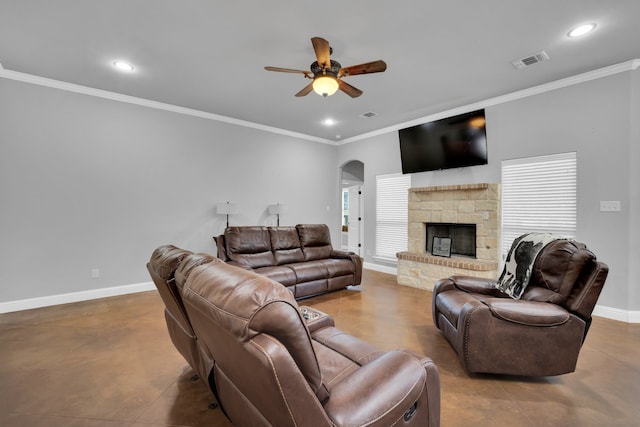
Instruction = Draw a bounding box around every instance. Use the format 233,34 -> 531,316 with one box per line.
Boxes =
600,201 -> 621,212
91,269 -> 100,279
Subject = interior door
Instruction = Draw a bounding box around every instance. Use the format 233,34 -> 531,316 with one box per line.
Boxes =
347,185 -> 362,256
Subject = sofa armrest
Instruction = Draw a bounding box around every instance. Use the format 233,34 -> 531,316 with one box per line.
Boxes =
213,235 -> 228,261
324,351 -> 439,426
299,306 -> 335,332
330,249 -> 355,259
330,250 -> 363,285
484,299 -> 570,327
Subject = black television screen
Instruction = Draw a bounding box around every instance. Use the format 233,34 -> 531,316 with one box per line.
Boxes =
399,109 -> 488,173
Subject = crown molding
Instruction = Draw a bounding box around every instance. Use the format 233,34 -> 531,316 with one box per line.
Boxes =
0,68 -> 337,146
338,58 -> 640,145
2,59 -> 638,147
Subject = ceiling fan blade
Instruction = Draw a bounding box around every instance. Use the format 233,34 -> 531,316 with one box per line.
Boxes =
265,66 -> 311,77
339,60 -> 387,77
295,82 -> 314,97
338,80 -> 363,98
311,37 -> 331,68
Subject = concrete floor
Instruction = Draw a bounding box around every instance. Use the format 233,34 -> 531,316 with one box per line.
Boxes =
1,269 -> 639,426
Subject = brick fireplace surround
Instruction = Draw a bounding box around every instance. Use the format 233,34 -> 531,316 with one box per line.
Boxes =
397,183 -> 501,290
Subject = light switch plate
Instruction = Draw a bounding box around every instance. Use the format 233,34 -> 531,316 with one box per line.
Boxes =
600,201 -> 621,212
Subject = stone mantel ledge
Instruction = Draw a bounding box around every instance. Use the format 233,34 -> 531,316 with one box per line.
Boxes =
410,183 -> 491,193
397,251 -> 498,271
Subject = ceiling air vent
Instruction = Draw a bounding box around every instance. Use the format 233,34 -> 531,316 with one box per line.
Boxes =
360,111 -> 377,118
511,51 -> 549,69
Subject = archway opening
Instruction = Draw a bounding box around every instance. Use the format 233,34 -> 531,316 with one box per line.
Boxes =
340,160 -> 364,256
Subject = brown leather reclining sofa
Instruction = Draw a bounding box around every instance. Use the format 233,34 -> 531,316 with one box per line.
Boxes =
214,224 -> 362,299
148,244 -> 441,426
432,239 -> 608,376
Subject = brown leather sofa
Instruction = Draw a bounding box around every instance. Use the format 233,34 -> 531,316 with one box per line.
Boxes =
149,244 -> 441,426
432,239 -> 608,376
214,224 -> 362,299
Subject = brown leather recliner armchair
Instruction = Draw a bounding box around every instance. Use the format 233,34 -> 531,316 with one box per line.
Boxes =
432,239 -> 608,376
175,252 -> 440,427
146,245 -> 214,386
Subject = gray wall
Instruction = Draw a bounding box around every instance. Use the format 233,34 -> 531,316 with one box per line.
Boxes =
0,78 -> 339,302
338,69 -> 640,311
2,67 -> 638,313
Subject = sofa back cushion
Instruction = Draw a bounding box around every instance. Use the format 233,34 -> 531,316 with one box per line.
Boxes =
520,240 -> 595,306
270,226 -> 305,265
225,226 -> 275,268
174,252 -> 219,290
297,224 -> 333,261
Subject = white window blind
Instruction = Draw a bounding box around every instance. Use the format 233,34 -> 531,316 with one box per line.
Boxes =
375,173 -> 411,260
501,152 -> 577,259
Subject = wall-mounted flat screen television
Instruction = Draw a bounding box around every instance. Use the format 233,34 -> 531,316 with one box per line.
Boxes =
399,109 -> 488,174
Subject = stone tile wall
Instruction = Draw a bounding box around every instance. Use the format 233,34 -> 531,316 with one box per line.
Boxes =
397,183 -> 501,290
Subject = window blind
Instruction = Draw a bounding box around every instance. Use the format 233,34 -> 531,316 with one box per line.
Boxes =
375,173 -> 411,260
501,152 -> 577,259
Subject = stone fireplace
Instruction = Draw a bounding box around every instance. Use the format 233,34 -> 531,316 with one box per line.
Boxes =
397,183 -> 500,290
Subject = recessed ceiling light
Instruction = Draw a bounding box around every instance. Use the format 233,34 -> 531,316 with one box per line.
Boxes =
112,60 -> 135,72
567,23 -> 596,38
322,118 -> 336,126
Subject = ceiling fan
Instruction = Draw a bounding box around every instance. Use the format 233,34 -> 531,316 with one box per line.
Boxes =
265,37 -> 387,98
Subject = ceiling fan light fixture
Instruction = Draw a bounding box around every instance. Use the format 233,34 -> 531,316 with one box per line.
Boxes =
312,75 -> 339,97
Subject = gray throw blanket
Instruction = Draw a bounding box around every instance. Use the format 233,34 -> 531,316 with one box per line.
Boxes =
496,232 -> 567,299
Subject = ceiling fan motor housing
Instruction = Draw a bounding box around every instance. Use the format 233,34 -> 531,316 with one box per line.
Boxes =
311,60 -> 341,78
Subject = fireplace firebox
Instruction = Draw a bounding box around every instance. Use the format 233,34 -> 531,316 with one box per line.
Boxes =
426,223 -> 476,258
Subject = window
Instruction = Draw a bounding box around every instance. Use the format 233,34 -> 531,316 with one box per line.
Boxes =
501,152 -> 577,259
375,173 -> 411,260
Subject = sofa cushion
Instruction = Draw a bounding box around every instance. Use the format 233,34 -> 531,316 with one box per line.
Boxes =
269,226 -> 305,265
297,224 -> 333,261
287,260 -> 328,283
225,226 -> 276,268
321,258 -> 355,277
254,265 -> 298,287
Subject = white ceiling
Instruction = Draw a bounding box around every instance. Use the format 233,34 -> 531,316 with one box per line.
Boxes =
1,1 -> 639,144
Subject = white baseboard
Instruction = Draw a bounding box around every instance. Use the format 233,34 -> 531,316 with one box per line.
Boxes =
0,282 -> 156,314
364,262 -> 398,275
2,279 -> 639,323
593,305 -> 640,323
